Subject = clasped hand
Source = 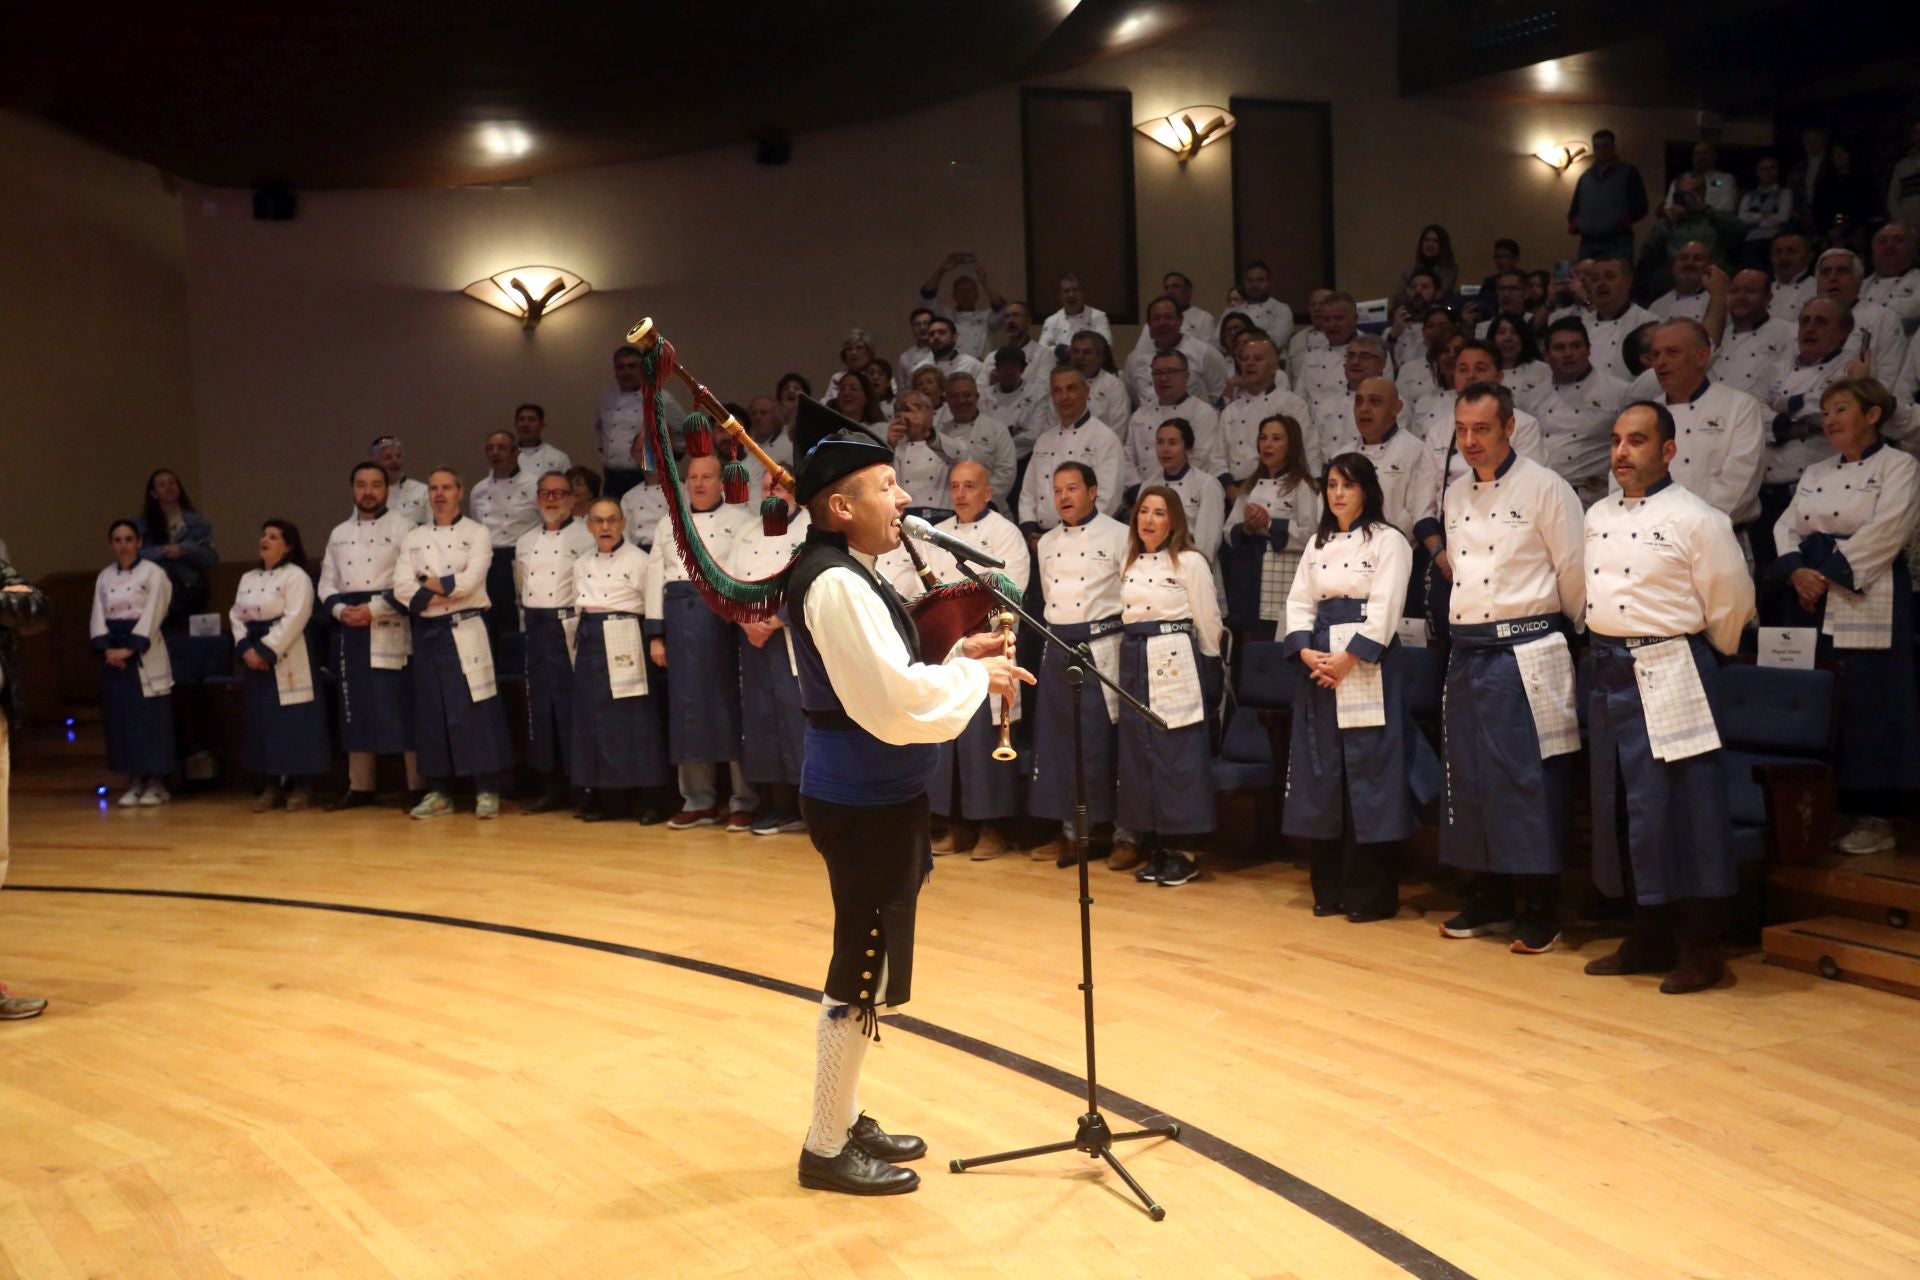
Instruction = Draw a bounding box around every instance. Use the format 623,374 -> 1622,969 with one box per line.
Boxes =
1300,647 -> 1358,689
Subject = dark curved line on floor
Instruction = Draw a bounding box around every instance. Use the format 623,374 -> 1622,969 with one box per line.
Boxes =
5,883 -> 1474,1280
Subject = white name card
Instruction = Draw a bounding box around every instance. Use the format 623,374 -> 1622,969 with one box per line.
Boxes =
1396,617 -> 1430,649
188,612 -> 223,638
1756,627 -> 1816,670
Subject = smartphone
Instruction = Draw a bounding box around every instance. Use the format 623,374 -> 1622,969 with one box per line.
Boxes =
1551,259 -> 1573,280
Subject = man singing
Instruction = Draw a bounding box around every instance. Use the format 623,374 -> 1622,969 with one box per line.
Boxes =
784,399 -> 1032,1195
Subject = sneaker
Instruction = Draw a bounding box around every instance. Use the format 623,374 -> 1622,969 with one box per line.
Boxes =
724,812 -> 755,834
409,791 -> 454,820
1510,918 -> 1562,954
1836,816 -> 1895,856
967,825 -> 1008,861
750,813 -> 785,836
0,983 -> 47,1021
250,784 -> 284,814
667,807 -> 719,830
475,791 -> 501,819
1156,851 -> 1199,887
137,783 -> 170,806
117,786 -> 144,807
1439,906 -> 1516,939
1135,849 -> 1168,883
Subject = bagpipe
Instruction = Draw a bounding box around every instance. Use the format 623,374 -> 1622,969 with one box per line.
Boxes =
622,316 -> 1019,683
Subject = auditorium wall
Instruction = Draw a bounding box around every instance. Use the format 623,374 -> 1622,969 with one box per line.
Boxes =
0,111 -> 200,576
12,0 -> 1759,570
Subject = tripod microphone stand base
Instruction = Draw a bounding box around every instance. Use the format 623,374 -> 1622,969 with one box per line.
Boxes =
950,1112 -> 1181,1220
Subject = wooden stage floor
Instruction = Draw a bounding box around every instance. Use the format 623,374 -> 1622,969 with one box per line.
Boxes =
2,792 -> 1917,1279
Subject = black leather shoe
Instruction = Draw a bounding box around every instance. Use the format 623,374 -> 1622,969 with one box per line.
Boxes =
797,1145 -> 920,1195
1311,901 -> 1343,917
635,807 -> 670,826
523,789 -> 570,814
325,790 -> 376,812
848,1113 -> 927,1163
580,808 -> 624,823
1345,909 -> 1395,924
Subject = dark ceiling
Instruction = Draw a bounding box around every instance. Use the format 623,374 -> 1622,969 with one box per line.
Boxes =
5,0 -> 1221,190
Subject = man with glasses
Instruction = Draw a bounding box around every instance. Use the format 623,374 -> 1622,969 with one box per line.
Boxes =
516,471 -> 596,813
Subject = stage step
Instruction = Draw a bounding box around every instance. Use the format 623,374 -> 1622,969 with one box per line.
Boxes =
1763,916 -> 1920,1001
1767,855 -> 1920,930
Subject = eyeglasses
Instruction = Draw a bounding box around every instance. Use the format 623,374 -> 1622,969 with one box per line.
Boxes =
537,489 -> 572,499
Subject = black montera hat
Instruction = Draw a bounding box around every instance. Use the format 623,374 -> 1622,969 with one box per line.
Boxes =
792,397 -> 894,504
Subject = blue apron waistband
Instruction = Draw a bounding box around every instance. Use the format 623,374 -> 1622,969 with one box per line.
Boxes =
664,580 -> 698,599
1448,613 -> 1565,648
1122,619 -> 1195,637
1051,615 -> 1123,641
578,609 -> 639,623
334,590 -> 382,605
524,606 -> 578,621
489,544 -> 518,557
418,608 -> 486,630
241,619 -> 282,637
1588,632 -> 1692,655
1312,597 -> 1368,626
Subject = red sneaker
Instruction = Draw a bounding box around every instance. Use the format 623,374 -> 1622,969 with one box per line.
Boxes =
667,807 -> 719,830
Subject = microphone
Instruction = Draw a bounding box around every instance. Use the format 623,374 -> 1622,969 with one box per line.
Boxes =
900,514 -> 1007,569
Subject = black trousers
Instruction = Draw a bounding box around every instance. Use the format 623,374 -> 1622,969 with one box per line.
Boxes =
1308,780 -> 1400,916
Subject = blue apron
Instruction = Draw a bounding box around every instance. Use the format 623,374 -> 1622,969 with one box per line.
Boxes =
484,546 -> 519,635
98,618 -> 176,778
569,611 -> 670,789
1116,621 -> 1216,836
661,580 -> 741,764
239,620 -> 331,779
737,628 -> 807,786
1439,615 -> 1571,874
331,591 -> 413,755
1281,598 -> 1441,844
411,610 -> 514,780
522,606 -> 576,773
1585,633 -> 1737,904
1028,617 -> 1121,827
928,701 -> 1022,821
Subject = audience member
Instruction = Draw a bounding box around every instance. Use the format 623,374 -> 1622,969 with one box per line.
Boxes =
1638,319 -> 1767,525
617,433 -> 669,552
566,465 -> 602,519
1123,350 -> 1224,485
1648,240 -> 1714,323
1485,315 -> 1550,416
886,389 -> 956,523
1816,248 -> 1907,384
1538,317 -> 1630,503
924,316 -> 988,384
1124,295 -> 1228,404
1889,118 -> 1920,231
1350,378 -> 1439,548
1394,225 -> 1460,309
1768,231 -> 1817,325
1067,330 -> 1133,429
983,346 -> 1048,460
935,373 -> 1017,512
897,306 -> 934,384
369,437 -> 430,525
1710,269 -> 1796,400
512,403 -> 571,480
1579,257 -> 1657,383
1221,335 -> 1311,485
1294,292 -> 1361,405
1567,129 -> 1649,262
135,468 -> 217,626
918,253 -> 1007,360
1662,141 -> 1738,214
1736,156 -> 1793,270
1229,261 -> 1293,351
1017,367 -> 1124,531
1307,333 -> 1392,456
515,471 -> 596,814
1387,270 -> 1446,371
470,429 -> 540,635
1039,273 -> 1111,350
0,557 -> 49,1020
1862,222 -> 1920,332
91,519 -> 176,806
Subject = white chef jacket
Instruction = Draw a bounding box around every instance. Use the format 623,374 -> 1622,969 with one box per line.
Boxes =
470,468 -> 541,549
573,541 -> 650,614
1283,525 -> 1413,656
230,564 -> 314,657
1019,414 -> 1126,529
90,560 -> 171,647
594,386 -> 687,470
1582,479 -> 1755,654
1763,350 -> 1849,486
1037,514 -> 1129,624
1122,337 -> 1229,405
1122,396 -> 1226,485
1841,299 -> 1908,386
1236,297 -> 1295,351
1295,340 -> 1354,404
1648,289 -> 1711,323
319,510 -> 415,618
934,411 -> 1019,515
1536,367 -> 1632,495
1655,379 -> 1768,522
396,517 -> 494,616
1145,466 -> 1227,564
514,519 -> 596,608
1770,273 -> 1817,326
1039,306 -> 1112,350
1084,369 -> 1133,430
1441,453 -> 1587,629
1121,549 -> 1224,657
884,509 -> 1029,601
1222,383 -> 1314,480
1711,318 -> 1797,399
1862,269 -> 1920,330
644,503 -> 756,615
517,442 -> 573,483
619,482 -> 671,550
1358,426 -> 1442,542
1774,444 -> 1920,593
928,298 -> 1005,362
1585,303 -> 1659,382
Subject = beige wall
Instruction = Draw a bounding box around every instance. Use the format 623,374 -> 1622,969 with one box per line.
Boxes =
0,111 -> 198,576
12,0 -> 1767,569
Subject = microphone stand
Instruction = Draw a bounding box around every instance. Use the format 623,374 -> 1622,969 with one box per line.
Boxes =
946,557 -> 1180,1220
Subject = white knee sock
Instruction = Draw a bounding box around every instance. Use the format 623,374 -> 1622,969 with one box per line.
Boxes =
804,996 -> 870,1157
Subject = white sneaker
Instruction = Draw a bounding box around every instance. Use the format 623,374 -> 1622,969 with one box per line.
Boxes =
117,786 -> 144,807
1836,817 -> 1896,856
138,783 -> 170,806
475,791 -> 500,819
409,791 -> 454,820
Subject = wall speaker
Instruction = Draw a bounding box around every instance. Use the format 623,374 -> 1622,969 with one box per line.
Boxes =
754,132 -> 791,166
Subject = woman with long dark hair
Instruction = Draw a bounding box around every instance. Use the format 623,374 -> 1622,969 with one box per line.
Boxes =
134,468 -> 217,626
1111,485 -> 1225,886
1221,414 -> 1319,641
1395,224 -> 1459,306
1487,314 -> 1549,413
90,519 -> 176,805
230,519 -> 330,811
1280,453 -> 1437,922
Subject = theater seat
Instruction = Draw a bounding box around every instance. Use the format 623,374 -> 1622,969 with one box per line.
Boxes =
1236,640 -> 1294,710
1211,706 -> 1272,793
1716,663 -> 1838,868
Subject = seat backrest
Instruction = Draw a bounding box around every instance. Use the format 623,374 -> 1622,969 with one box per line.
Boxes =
1399,645 -> 1446,718
1237,640 -> 1295,709
1716,663 -> 1835,755
1218,706 -> 1271,764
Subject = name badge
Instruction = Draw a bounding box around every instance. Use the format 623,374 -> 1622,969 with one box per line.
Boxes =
1396,617 -> 1430,648
1756,627 -> 1816,670
188,613 -> 222,637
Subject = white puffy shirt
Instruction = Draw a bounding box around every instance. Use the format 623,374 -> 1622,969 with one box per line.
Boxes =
1536,367 -> 1631,490
1039,306 -> 1112,350
318,510 -> 415,618
1582,480 -> 1755,654
230,564 -> 314,657
1442,453 -> 1587,628
574,541 -> 649,613
1036,513 -> 1129,624
90,560 -> 170,638
395,517 -> 493,617
1120,549 -> 1224,657
1711,318 -> 1797,399
514,519 -> 595,609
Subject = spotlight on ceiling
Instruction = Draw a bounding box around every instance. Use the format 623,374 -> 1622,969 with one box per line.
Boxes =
1135,107 -> 1237,165
462,266 -> 591,329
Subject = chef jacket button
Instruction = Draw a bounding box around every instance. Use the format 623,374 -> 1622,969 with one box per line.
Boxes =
870,928 -> 880,937
859,991 -> 870,1000
865,949 -> 876,958
861,971 -> 873,980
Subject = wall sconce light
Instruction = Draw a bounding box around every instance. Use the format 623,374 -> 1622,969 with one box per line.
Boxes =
1532,141 -> 1589,173
1135,106 -> 1236,164
462,266 -> 592,329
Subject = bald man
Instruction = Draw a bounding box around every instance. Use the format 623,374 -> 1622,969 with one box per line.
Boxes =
1862,222 -> 1920,330
1615,319 -> 1766,525
1352,377 -> 1440,546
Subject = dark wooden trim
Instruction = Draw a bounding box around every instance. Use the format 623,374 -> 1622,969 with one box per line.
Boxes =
1228,96 -> 1336,307
1020,86 -> 1140,325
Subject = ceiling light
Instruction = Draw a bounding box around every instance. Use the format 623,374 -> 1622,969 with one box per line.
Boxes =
1532,141 -> 1589,173
462,266 -> 591,329
1135,107 -> 1236,165
477,124 -> 534,160
1534,59 -> 1564,91
1111,8 -> 1155,42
